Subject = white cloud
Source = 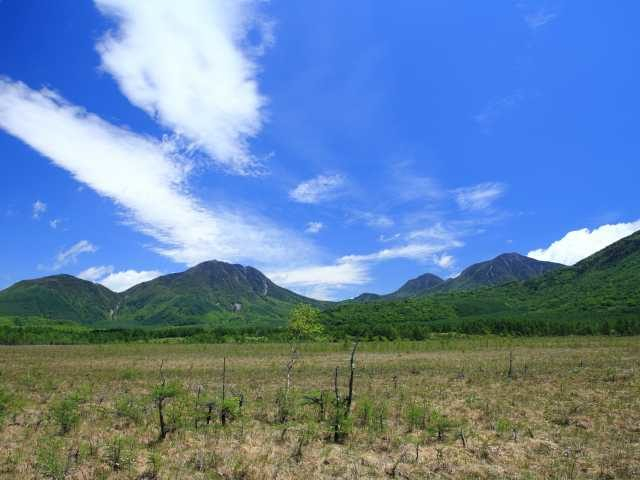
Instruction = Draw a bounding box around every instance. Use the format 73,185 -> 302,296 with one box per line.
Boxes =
433,253 -> 454,269
0,78 -> 314,268
95,0 -> 270,174
268,261 -> 370,300
351,211 -> 394,229
305,222 -> 323,234
527,220 -> 640,265
289,174 -> 346,204
270,238 -> 462,300
408,222 -> 459,242
78,264 -> 161,291
379,233 -> 401,243
269,262 -> 369,289
99,269 -> 162,292
49,218 -> 62,229
78,265 -> 115,282
340,241 -> 462,264
54,240 -> 97,270
473,91 -> 524,132
520,4 -> 559,30
454,182 -> 505,211
525,10 -> 557,29
32,200 -> 47,219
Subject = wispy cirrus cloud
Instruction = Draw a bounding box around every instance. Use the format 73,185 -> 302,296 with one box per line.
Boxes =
305,221 -> 323,234
0,79 -> 314,268
516,2 -> 559,30
339,241 -> 462,264
348,211 -> 394,229
473,90 -> 525,133
270,236 -> 463,300
453,182 -> 506,212
53,240 -> 97,270
95,0 -> 272,174
289,174 -> 346,204
32,200 -> 47,219
528,220 -> 640,265
524,9 -> 558,29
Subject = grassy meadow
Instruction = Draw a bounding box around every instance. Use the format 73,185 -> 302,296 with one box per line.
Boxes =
0,336 -> 639,479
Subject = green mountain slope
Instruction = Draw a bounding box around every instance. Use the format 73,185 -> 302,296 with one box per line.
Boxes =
115,261 -> 322,327
386,273 -> 444,299
321,231 -> 640,337
347,253 -> 562,303
0,275 -> 118,325
0,261 -> 321,328
433,253 -> 564,293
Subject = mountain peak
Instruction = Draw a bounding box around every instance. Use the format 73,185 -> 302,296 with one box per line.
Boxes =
387,273 -> 444,299
434,252 -> 564,292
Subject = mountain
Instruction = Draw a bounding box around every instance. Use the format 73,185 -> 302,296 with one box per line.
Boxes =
386,273 -> 444,299
349,293 -> 382,303
0,261 -> 321,328
348,253 -> 563,303
433,253 -> 564,293
115,260 -> 322,327
0,275 -> 118,325
321,231 -> 640,337
2,231 -> 638,335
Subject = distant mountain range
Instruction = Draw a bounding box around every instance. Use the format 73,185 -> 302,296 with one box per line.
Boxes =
350,253 -> 563,302
1,232 -> 639,331
321,231 -> 640,336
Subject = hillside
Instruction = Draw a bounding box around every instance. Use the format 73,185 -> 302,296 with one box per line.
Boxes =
346,273 -> 444,303
386,273 -> 444,299
0,261 -> 320,328
432,253 -> 564,293
0,275 -> 118,325
321,231 -> 640,338
115,261 -> 322,327
348,253 -> 563,303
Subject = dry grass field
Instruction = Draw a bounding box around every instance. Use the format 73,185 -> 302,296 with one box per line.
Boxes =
1,336 -> 639,479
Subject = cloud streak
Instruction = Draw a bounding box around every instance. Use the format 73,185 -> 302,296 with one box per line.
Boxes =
0,78 -> 313,268
454,182 -> 506,212
95,0 -> 270,174
289,174 -> 346,204
54,240 -> 97,270
271,237 -> 463,299
473,90 -> 525,133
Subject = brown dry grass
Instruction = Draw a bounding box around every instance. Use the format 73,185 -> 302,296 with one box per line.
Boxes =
0,336 -> 639,479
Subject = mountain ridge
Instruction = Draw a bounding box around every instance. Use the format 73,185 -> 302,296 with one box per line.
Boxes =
320,230 -> 640,337
348,252 -> 564,302
0,261 -> 322,328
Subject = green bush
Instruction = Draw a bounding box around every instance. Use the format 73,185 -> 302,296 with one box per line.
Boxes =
49,396 -> 80,434
405,402 -> 427,432
114,395 -> 143,423
35,437 -> 67,480
426,409 -> 455,441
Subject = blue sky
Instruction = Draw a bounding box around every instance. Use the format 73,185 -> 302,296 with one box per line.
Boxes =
1,1 -> 639,300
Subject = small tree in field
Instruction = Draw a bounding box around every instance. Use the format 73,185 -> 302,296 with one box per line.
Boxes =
287,304 -> 324,341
